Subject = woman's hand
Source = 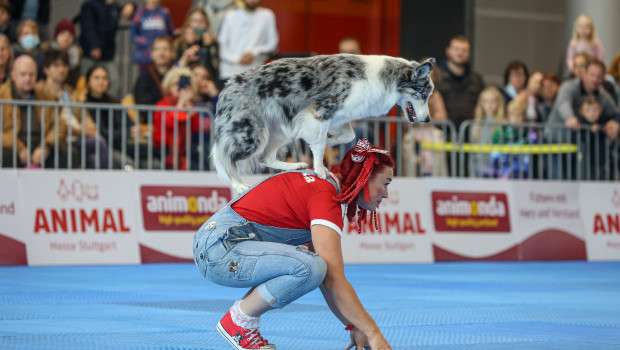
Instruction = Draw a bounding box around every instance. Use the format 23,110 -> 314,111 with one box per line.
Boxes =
346,328 -> 369,349
177,87 -> 194,108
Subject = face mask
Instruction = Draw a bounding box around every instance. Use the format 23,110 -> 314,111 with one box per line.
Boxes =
20,34 -> 40,50
193,28 -> 206,38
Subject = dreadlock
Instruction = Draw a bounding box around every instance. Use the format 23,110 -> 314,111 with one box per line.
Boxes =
330,139 -> 395,233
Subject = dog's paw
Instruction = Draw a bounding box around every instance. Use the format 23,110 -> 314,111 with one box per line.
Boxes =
292,162 -> 309,170
314,165 -> 329,179
232,182 -> 251,195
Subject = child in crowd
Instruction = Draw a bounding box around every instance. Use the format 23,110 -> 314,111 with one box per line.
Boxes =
471,86 -> 505,178
491,98 -> 533,179
566,14 -> 604,72
12,19 -> 42,61
130,0 -> 175,73
576,96 -> 607,179
41,19 -> 82,88
189,63 -> 219,170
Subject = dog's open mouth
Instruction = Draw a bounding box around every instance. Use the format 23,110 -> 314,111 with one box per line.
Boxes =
406,102 -> 416,122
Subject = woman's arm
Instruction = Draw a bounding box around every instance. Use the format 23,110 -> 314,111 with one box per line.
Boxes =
310,225 -> 391,349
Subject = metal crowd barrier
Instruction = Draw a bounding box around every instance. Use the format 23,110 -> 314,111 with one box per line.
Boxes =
2,99 -> 618,181
0,99 -> 214,171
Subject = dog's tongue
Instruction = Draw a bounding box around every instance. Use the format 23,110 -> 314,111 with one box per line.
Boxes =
406,102 -> 416,121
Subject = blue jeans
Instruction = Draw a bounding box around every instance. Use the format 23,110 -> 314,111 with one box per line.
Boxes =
193,205 -> 327,309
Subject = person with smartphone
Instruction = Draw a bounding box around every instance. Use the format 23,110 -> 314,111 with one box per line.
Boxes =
153,67 -> 203,170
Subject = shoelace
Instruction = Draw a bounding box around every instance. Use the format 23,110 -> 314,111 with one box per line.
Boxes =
245,329 -> 269,347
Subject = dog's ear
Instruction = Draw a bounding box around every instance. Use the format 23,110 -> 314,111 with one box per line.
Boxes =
414,57 -> 435,80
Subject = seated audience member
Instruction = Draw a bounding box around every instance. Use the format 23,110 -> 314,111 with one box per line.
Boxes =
81,65 -> 147,170
491,98 -> 533,179
41,19 -> 82,88
0,33 -> 12,83
175,7 -> 220,86
469,86 -> 506,178
0,0 -> 15,42
537,73 -> 561,123
501,60 -> 529,104
403,61 -> 448,177
605,51 -> 620,105
153,67 -> 203,170
36,49 -> 109,169
576,96 -> 608,179
130,0 -> 175,73
189,62 -> 218,169
546,59 -> 620,180
134,36 -> 175,106
12,19 -> 43,63
1,55 -> 72,168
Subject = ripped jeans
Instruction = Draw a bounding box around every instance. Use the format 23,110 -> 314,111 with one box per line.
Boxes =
193,205 -> 327,309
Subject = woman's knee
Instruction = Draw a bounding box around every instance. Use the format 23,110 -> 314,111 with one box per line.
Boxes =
302,254 -> 327,288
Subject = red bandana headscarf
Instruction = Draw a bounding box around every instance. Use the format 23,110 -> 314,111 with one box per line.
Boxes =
334,139 -> 389,233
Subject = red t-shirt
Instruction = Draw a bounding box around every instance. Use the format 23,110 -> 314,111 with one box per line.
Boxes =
231,172 -> 344,236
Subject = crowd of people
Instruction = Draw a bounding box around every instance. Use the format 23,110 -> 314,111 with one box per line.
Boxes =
0,1 -> 618,180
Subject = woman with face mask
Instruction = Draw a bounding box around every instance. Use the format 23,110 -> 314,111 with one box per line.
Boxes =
174,7 -> 221,88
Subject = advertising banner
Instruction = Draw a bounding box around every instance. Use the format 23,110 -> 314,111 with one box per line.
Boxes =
341,178 -> 434,263
135,171 -> 232,262
512,181 -> 585,260
0,170 -> 27,265
21,171 -> 140,265
580,183 -> 620,261
425,179 -> 518,261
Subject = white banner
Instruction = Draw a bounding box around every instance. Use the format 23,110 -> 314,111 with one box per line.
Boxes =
134,171 -> 233,262
341,178 -> 434,263
512,181 -> 586,260
0,170 -> 27,264
425,179 -> 517,260
21,170 -> 140,265
580,183 -> 620,261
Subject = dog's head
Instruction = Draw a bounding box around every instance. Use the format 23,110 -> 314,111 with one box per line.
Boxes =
397,57 -> 435,123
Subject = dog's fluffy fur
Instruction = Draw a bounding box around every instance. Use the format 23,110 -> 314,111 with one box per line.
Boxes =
211,54 -> 435,193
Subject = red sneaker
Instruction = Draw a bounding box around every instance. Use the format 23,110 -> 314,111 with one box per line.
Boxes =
217,311 -> 276,349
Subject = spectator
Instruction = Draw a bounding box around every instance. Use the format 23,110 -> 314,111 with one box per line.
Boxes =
0,33 -> 12,83
0,0 -> 16,42
192,0 -> 236,35
605,51 -> 620,105
501,60 -> 529,104
515,71 -> 544,122
78,0 -> 135,97
1,55 -> 71,168
175,7 -> 220,87
538,73 -> 561,123
153,67 -> 203,170
218,0 -> 278,82
491,98 -> 532,179
566,14 -> 604,73
403,61 -> 448,177
338,37 -> 361,55
576,96 -> 608,180
470,86 -> 505,178
81,65 -> 145,169
36,49 -> 109,169
437,35 -> 484,130
130,0 -> 175,73
12,19 -> 42,62
190,62 -> 218,170
134,36 -> 174,106
40,19 -> 82,88
546,59 -> 620,179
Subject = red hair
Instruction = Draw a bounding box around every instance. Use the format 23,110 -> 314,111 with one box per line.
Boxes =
330,141 -> 395,233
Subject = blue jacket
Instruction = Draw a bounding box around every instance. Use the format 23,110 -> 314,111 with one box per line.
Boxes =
130,6 -> 175,64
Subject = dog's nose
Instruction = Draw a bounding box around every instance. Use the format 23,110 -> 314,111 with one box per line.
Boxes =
417,115 -> 431,123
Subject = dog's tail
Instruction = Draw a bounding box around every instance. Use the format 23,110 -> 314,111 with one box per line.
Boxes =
210,113 -> 268,194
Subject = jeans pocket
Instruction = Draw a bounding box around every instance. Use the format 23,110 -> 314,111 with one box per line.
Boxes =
207,253 -> 259,281
221,223 -> 260,250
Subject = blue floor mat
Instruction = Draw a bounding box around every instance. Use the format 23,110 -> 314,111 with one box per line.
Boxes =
1,261 -> 619,349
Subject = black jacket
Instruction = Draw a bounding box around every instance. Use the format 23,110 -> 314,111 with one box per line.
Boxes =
78,0 -> 122,61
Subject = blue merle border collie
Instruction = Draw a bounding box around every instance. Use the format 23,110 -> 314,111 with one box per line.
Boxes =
211,54 -> 435,194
